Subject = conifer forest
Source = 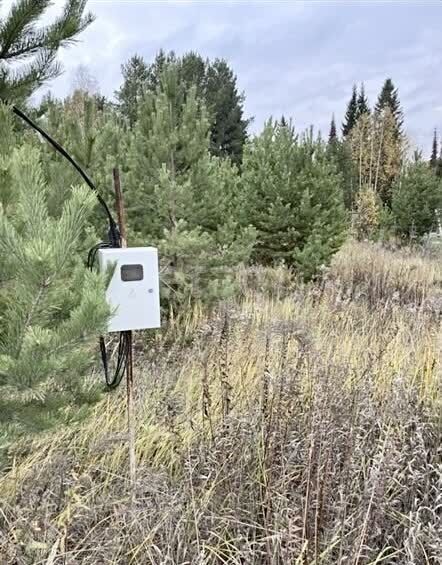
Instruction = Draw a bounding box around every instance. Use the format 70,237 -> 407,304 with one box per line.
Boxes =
0,2 -> 440,564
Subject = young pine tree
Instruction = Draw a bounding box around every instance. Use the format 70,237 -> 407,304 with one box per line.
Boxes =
241,120 -> 347,280
120,51 -> 250,165
0,0 -> 93,102
329,138 -> 356,209
392,161 -> 442,238
0,142 -> 109,443
35,92 -> 127,236
126,65 -> 254,311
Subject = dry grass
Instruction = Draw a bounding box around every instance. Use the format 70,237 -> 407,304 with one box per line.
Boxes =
0,240 -> 441,564
327,239 -> 442,309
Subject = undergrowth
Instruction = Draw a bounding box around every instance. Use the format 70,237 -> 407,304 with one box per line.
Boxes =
0,241 -> 440,564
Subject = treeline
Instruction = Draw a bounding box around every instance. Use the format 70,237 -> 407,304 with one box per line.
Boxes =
29,51 -> 354,293
329,80 -> 442,240
37,53 -> 442,252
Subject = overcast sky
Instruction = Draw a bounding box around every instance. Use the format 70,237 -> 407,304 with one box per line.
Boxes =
3,0 -> 442,153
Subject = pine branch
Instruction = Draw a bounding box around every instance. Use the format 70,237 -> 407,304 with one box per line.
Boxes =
0,0 -> 51,59
0,1 -> 93,61
44,0 -> 94,51
0,49 -> 60,100
0,0 -> 93,101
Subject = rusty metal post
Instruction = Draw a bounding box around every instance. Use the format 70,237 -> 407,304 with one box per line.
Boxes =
112,167 -> 136,496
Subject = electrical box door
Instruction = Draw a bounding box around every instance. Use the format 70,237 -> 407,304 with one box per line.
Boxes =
98,247 -> 161,332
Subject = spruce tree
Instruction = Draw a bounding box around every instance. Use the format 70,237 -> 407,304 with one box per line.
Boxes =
0,137 -> 109,442
438,143 -> 442,178
356,83 -> 370,119
0,0 -> 93,102
342,84 -> 358,137
392,162 -> 442,238
328,114 -> 337,144
205,58 -> 249,165
241,120 -> 347,279
430,129 -> 438,168
375,78 -> 403,137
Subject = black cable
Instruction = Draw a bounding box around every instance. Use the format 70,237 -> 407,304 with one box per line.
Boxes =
11,104 -> 127,389
99,332 -> 129,389
87,241 -> 110,270
11,105 -> 121,248
87,243 -> 128,389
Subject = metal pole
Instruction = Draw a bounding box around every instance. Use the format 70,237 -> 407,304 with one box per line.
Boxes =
112,167 -> 136,496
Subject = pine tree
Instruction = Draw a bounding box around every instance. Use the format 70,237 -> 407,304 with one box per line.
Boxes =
0,139 -> 109,442
328,114 -> 337,144
375,78 -> 403,138
179,51 -> 207,99
115,51 -> 179,127
430,129 -> 438,168
0,0 -> 93,102
126,65 -> 254,311
147,49 -> 177,92
240,120 -> 347,279
356,83 -> 370,119
342,85 -> 358,137
328,137 -> 355,209
34,91 -> 128,237
119,51 -> 250,164
115,55 -> 150,126
392,162 -> 442,238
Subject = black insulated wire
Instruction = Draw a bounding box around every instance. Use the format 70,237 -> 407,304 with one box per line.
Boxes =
99,332 -> 129,389
87,243 -> 128,389
11,105 -> 121,248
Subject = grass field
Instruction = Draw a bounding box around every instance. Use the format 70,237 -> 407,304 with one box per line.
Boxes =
0,240 -> 441,564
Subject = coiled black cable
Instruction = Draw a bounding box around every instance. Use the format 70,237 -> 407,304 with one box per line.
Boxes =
11,104 -> 127,389
87,242 -> 129,389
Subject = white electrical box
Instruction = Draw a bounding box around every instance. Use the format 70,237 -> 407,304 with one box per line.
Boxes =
98,247 -> 161,333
